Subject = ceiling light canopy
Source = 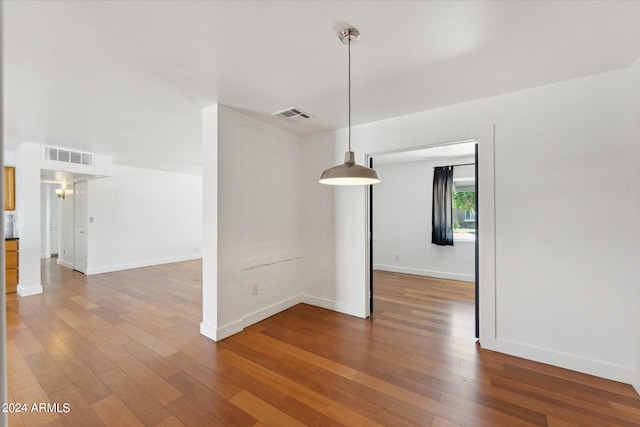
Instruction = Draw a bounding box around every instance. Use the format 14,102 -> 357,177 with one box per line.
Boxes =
319,28 -> 381,186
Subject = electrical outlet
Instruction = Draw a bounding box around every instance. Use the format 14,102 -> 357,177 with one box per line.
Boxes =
195,247 -> 199,253
252,285 -> 258,296
394,254 -> 399,261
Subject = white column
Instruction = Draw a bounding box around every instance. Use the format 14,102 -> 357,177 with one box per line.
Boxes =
200,105 -> 219,340
15,143 -> 43,296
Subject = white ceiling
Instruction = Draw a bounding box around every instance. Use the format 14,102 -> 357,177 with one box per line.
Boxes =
40,169 -> 106,185
3,1 -> 639,174
374,141 -> 476,165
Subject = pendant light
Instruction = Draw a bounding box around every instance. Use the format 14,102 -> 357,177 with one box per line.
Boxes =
319,28 -> 381,186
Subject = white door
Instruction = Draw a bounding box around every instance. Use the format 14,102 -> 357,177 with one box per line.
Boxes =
50,188 -> 59,255
73,181 -> 88,273
40,186 -> 49,257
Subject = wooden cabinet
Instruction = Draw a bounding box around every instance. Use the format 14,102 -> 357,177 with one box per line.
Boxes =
4,166 -> 15,211
6,239 -> 19,294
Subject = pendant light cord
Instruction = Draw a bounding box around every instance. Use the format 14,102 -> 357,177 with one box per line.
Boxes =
348,35 -> 351,152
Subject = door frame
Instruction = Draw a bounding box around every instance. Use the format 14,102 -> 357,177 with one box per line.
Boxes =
369,156 -> 374,315
366,139 -> 479,338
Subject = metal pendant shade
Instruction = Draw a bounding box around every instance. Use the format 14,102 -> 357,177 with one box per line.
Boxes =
319,151 -> 380,185
319,28 -> 381,186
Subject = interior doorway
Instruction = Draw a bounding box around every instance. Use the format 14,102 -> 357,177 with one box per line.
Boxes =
40,169 -> 101,275
40,185 -> 61,259
368,140 -> 479,338
73,181 -> 88,273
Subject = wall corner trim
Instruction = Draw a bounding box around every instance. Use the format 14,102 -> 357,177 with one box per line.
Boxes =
200,320 -> 243,342
242,294 -> 303,328
17,284 -> 43,297
303,295 -> 365,318
631,370 -> 640,395
57,259 -> 73,269
201,296 -> 304,342
199,321 -> 219,341
199,294 -> 366,343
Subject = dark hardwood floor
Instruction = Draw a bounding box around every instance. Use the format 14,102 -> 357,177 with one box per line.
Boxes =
4,261 -> 640,426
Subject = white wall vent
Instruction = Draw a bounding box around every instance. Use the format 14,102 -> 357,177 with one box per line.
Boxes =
45,146 -> 94,166
272,107 -> 312,121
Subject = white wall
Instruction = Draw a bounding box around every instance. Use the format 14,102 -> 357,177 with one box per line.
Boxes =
631,56 -> 640,392
4,150 -> 15,166
373,158 -> 475,282
240,114 -> 302,324
85,165 -> 202,274
299,130 -> 338,312
201,105 -> 303,341
301,66 -> 637,386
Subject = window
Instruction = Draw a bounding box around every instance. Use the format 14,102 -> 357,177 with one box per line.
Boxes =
464,210 -> 476,222
452,175 -> 476,241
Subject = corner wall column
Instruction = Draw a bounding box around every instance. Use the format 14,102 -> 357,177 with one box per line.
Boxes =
200,105 -> 219,340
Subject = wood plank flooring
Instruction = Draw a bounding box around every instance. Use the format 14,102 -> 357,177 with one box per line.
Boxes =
5,261 -> 640,426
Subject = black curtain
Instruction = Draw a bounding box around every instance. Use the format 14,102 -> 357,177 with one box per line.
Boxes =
432,166 -> 454,246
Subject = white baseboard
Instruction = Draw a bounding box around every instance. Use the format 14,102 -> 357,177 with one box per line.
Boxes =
213,319 -> 243,341
199,320 -> 243,342
482,337 -> 636,388
57,259 -> 74,269
199,321 -> 217,341
199,293 -> 365,343
373,264 -> 474,282
17,284 -> 43,297
631,370 -> 640,395
200,295 -> 302,342
302,295 -> 365,318
243,294 -> 303,328
86,254 -> 203,275
41,252 -> 51,259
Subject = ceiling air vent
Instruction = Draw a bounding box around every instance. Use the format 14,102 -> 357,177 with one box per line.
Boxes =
272,107 -> 312,121
45,146 -> 94,166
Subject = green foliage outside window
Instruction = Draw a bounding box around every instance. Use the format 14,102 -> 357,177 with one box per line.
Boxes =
453,191 -> 476,237
452,191 -> 475,211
